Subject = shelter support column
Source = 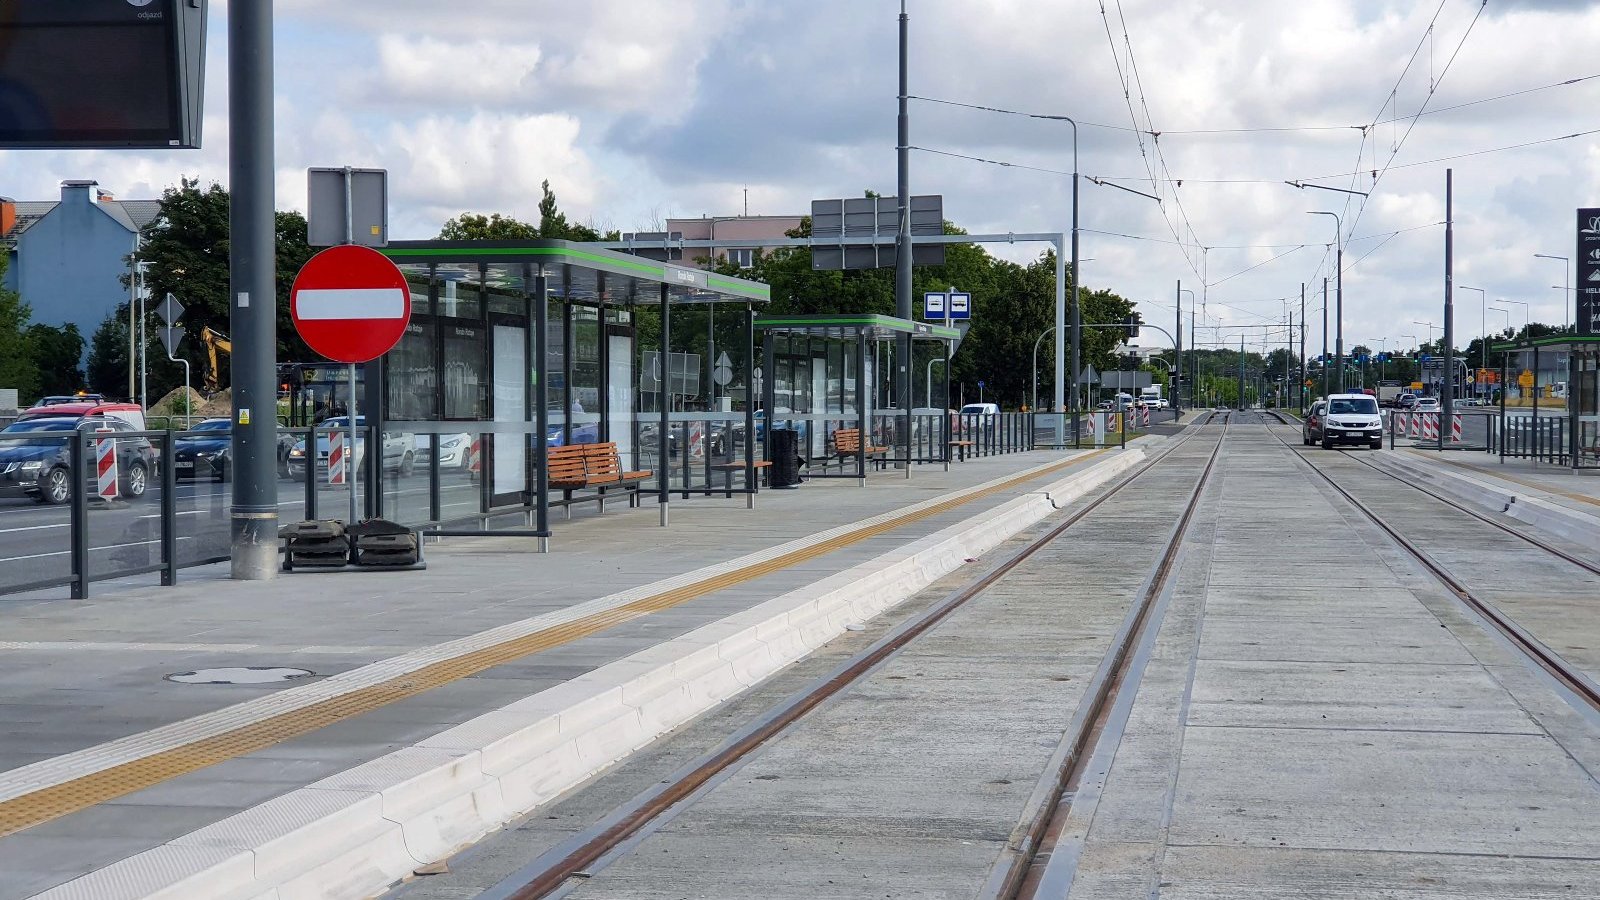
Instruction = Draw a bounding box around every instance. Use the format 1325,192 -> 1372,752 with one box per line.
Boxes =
658,284 -> 671,526
533,265 -> 550,551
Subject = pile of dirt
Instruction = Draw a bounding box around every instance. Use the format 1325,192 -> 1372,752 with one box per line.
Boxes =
151,385 -> 205,417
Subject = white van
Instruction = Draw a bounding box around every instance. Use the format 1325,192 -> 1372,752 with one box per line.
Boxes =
959,402 -> 999,419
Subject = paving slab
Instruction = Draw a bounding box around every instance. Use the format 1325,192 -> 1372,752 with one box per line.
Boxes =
0,448 -> 1131,900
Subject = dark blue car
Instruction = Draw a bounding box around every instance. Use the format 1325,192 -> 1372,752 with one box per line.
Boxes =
0,417 -> 155,504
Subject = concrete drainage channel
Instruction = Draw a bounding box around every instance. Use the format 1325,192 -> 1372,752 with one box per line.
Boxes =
165,668 -> 315,685
28,448 -> 1149,900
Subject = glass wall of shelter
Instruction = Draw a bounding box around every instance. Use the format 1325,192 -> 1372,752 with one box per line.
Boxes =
754,315 -> 960,477
1494,335 -> 1600,468
357,240 -> 769,541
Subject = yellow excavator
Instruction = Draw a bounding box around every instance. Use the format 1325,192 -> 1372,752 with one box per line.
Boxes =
200,326 -> 232,394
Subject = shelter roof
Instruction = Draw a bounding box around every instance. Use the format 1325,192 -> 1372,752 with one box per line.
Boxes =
755,313 -> 960,342
380,240 -> 769,305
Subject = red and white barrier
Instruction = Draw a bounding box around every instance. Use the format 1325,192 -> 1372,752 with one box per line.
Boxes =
1421,413 -> 1439,441
1140,406 -> 1150,427
467,437 -> 481,475
328,430 -> 347,485
95,429 -> 118,501
1452,413 -> 1463,444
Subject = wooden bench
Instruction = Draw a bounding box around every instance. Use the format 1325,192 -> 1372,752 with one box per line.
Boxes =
548,441 -> 653,515
948,439 -> 976,462
832,427 -> 888,470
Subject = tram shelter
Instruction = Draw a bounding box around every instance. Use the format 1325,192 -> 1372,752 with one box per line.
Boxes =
754,314 -> 961,482
1492,334 -> 1600,469
346,240 -> 770,549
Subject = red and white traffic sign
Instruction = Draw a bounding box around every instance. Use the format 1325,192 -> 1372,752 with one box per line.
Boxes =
290,244 -> 411,363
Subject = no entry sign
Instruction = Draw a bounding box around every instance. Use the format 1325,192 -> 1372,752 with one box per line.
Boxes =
290,244 -> 411,363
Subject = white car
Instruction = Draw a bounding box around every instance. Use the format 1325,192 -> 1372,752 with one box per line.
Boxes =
1414,397 -> 1441,412
414,433 -> 473,469
1317,393 -> 1384,450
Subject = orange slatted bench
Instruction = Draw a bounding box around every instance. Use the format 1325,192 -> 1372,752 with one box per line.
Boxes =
832,427 -> 888,470
548,441 -> 652,515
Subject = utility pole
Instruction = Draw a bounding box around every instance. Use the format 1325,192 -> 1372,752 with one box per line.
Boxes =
894,0 -> 913,475
1175,280 -> 1183,415
1238,335 -> 1246,410
228,0 -> 278,579
1441,168 -> 1454,451
1321,278 -> 1330,400
1299,283 -> 1307,414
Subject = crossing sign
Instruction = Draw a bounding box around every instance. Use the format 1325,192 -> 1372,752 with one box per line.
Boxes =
290,245 -> 411,363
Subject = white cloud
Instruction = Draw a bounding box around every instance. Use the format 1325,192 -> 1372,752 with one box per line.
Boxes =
5,0 -> 1600,353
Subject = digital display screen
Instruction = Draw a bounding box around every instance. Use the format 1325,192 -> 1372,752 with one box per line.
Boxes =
0,0 -> 191,147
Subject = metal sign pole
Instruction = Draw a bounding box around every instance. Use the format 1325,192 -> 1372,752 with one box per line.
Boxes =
342,168 -> 359,525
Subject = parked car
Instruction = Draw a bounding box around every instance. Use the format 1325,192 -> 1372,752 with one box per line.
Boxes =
1302,400 -> 1326,445
413,433 -> 474,470
17,400 -> 146,430
638,421 -> 729,456
286,417 -> 414,481
0,416 -> 156,503
1315,393 -> 1383,450
171,418 -> 298,481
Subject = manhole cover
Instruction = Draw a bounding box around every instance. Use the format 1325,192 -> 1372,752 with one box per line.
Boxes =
166,666 -> 313,685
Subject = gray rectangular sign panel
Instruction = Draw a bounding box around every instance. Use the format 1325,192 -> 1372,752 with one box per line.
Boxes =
308,168 -> 389,247
810,195 -> 945,270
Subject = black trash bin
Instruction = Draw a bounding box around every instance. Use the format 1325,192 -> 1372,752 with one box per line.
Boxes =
770,428 -> 802,489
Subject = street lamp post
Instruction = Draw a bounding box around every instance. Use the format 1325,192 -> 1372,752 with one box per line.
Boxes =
1414,320 -> 1438,347
1499,298 -> 1531,337
1460,285 -> 1487,395
1308,211 -> 1344,390
1030,327 -> 1051,413
1534,253 -> 1570,331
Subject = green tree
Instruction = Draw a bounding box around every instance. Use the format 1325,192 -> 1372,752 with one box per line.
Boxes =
438,181 -> 619,243
438,212 -> 540,241
27,323 -> 85,396
0,253 -> 38,402
135,178 -> 317,396
86,307 -> 129,397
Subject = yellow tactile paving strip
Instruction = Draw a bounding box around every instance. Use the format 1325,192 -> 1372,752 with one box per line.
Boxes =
0,451 -> 1104,839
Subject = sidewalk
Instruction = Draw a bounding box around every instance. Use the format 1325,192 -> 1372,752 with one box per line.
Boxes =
0,445 -> 1145,900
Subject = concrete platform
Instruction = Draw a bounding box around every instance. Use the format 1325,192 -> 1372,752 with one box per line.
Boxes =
0,446 -> 1146,900
1067,424 -> 1600,898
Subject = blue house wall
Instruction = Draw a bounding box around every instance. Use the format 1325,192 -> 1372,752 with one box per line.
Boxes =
6,182 -> 137,353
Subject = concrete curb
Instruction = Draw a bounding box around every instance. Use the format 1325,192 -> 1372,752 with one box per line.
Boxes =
1387,452 -> 1600,547
29,448 -> 1145,900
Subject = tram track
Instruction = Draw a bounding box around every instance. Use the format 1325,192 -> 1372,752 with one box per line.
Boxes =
473,412 -> 1231,900
1261,420 -> 1600,715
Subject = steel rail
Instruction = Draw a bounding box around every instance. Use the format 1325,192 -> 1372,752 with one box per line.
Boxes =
1261,422 -> 1600,713
997,412 -> 1229,899
480,412 -> 1225,900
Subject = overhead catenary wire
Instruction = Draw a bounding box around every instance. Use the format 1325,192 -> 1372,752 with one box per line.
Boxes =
910,72 -> 1600,138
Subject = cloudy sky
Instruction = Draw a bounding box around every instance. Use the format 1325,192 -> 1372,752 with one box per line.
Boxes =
5,0 -> 1598,357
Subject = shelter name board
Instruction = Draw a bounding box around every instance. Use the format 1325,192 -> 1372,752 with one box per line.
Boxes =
1577,207 -> 1600,336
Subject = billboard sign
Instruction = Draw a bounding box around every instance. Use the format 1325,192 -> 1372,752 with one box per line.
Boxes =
1577,208 -> 1600,336
0,0 -> 208,149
